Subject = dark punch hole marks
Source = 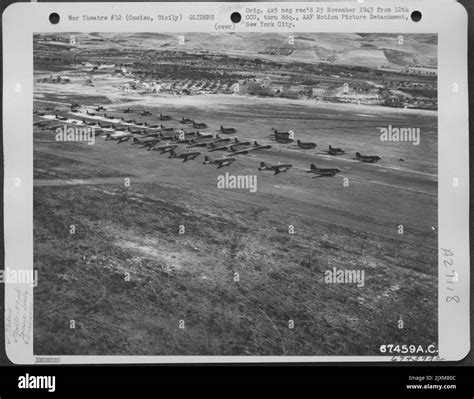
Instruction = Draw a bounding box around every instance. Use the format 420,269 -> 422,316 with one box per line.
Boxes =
230,12 -> 241,24
411,11 -> 422,22
49,13 -> 60,24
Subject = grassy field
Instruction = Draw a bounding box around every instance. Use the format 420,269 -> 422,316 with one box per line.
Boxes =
33,92 -> 437,356
34,180 -> 436,356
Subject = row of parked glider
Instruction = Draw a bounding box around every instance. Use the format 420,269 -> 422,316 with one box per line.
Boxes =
34,103 -> 382,177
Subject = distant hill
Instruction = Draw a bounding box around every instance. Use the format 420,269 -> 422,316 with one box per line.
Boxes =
35,32 -> 437,69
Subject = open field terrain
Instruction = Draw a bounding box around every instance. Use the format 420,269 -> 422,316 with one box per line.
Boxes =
33,33 -> 438,357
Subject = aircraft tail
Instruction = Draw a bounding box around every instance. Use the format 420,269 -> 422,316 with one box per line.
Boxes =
254,141 -> 259,146
356,152 -> 361,158
259,162 -> 267,169
203,156 -> 211,164
310,164 -> 317,172
329,145 -> 332,150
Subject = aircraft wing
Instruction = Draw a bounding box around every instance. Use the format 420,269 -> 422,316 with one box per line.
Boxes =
229,149 -> 250,155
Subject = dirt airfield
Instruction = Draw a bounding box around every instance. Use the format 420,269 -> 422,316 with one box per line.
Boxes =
33,86 -> 437,356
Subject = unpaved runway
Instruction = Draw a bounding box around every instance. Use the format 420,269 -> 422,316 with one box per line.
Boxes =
34,96 -> 437,252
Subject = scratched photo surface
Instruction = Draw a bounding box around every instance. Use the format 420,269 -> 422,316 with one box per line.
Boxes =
33,33 -> 438,356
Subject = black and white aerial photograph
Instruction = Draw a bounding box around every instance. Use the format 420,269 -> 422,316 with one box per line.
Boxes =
32,32 -> 438,357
